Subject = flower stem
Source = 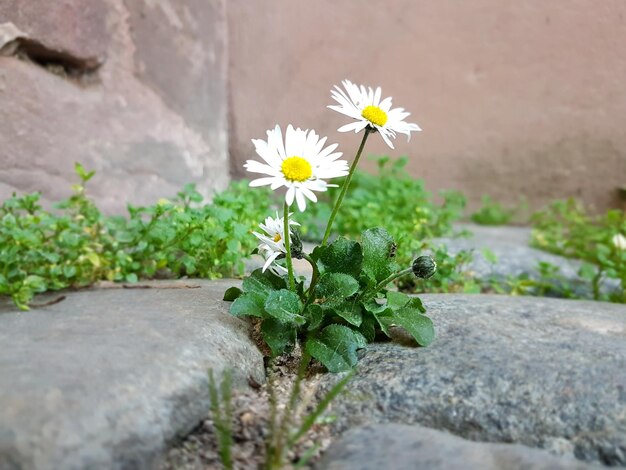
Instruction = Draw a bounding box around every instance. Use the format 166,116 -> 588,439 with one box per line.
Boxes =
283,202 -> 296,291
321,127 -> 372,246
361,267 -> 413,302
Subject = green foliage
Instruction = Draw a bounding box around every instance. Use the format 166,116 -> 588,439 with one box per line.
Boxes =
226,228 -> 435,372
470,195 -> 519,226
0,166 -> 270,309
530,198 -> 626,302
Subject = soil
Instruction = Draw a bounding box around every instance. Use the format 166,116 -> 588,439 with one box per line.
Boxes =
160,350 -> 331,470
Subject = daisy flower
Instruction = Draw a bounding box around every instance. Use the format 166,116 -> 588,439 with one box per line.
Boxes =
329,79 -> 422,149
253,212 -> 299,273
245,125 -> 349,211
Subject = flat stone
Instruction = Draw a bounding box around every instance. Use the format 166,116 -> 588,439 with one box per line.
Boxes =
433,223 -> 619,296
317,424 -> 600,470
433,223 -> 581,279
318,294 -> 626,466
0,280 -> 263,470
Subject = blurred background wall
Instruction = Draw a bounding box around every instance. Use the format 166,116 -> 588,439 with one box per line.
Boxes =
1,1 -> 626,214
228,0 -> 626,212
0,0 -> 228,214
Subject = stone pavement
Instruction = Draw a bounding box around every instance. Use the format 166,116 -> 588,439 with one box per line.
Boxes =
317,294 -> 626,466
0,279 -> 262,470
2,277 -> 625,468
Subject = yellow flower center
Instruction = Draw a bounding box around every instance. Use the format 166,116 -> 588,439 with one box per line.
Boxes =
273,233 -> 282,243
361,105 -> 388,127
281,156 -> 313,182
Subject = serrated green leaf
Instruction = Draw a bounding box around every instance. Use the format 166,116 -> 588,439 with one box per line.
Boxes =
315,272 -> 359,309
230,293 -> 265,317
223,286 -> 243,301
306,324 -> 366,373
262,318 -> 295,356
264,289 -> 305,325
335,301 -> 363,327
319,237 -> 363,276
361,227 -> 395,282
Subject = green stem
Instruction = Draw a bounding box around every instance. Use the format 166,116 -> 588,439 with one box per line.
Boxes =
361,267 -> 413,302
283,202 -> 296,291
321,128 -> 372,246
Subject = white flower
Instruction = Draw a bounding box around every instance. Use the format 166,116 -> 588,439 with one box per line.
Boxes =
329,79 -> 422,149
245,125 -> 349,211
612,233 -> 626,250
253,212 -> 299,273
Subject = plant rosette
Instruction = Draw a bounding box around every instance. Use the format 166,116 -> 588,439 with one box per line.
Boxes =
224,81 -> 435,373
224,227 -> 436,372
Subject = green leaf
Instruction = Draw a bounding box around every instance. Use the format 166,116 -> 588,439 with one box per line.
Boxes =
406,296 -> 426,313
262,318 -> 295,356
230,292 -> 265,317
361,227 -> 396,282
315,273 -> 359,309
223,286 -> 243,301
357,314 -> 377,342
362,298 -> 388,315
334,301 -> 363,327
264,289 -> 305,325
243,268 -> 286,296
385,290 -> 410,309
24,275 -> 46,293
384,307 -> 435,346
306,304 -> 324,331
319,237 -> 363,276
306,324 -> 367,373
125,273 -> 138,283
85,252 -> 101,267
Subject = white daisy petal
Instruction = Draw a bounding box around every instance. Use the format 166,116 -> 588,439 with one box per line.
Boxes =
295,189 -> 307,212
249,177 -> 278,187
300,186 -> 318,203
262,251 -> 280,272
286,185 -> 296,206
329,81 -> 421,148
338,121 -> 368,134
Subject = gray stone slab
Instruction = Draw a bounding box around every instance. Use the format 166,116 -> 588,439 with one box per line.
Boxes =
317,424 -> 600,470
433,223 -> 580,279
318,294 -> 626,466
0,280 -> 263,470
433,223 -> 619,296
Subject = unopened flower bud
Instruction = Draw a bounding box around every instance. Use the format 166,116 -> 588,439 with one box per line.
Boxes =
412,256 -> 437,279
290,228 -> 304,259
